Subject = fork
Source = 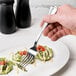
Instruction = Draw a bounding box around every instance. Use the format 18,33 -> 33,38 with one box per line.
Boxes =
17,6 -> 58,70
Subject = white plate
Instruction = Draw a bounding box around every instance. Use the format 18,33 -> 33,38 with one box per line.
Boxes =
0,37 -> 70,76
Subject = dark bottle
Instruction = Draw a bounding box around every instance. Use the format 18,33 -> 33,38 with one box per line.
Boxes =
15,0 -> 31,28
0,0 -> 16,34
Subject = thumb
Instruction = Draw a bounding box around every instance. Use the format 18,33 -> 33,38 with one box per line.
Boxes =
40,14 -> 58,26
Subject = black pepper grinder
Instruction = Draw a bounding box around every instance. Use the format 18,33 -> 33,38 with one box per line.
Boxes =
15,0 -> 31,28
0,0 -> 16,34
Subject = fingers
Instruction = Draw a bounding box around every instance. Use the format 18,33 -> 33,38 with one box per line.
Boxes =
43,24 -> 55,36
47,26 -> 63,41
51,30 -> 66,41
43,24 -> 71,41
46,27 -> 72,41
43,23 -> 64,41
40,14 -> 58,27
48,28 -> 58,38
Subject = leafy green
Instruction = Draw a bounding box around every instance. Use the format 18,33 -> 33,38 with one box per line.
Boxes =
36,46 -> 53,61
0,58 -> 14,75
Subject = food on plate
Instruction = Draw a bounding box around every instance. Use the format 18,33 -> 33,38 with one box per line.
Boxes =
0,45 -> 53,74
12,50 -> 35,64
36,45 -> 53,61
12,49 -> 35,71
0,58 -> 14,75
12,50 -> 27,62
12,45 -> 53,64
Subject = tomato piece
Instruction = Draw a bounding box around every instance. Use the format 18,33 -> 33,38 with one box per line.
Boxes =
36,45 -> 45,51
23,51 -> 27,55
19,51 -> 23,56
19,51 -> 27,56
0,61 -> 6,65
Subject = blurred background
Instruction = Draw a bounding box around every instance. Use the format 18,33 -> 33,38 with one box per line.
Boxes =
13,0 -> 76,22
14,0 -> 76,7
29,0 -> 76,7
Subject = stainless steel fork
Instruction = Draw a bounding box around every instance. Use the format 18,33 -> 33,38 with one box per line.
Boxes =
17,53 -> 34,71
17,6 -> 58,70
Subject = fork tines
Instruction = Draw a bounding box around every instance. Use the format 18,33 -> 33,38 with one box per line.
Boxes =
19,53 -> 34,67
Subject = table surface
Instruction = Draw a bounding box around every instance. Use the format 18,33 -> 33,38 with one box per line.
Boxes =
0,6 -> 76,76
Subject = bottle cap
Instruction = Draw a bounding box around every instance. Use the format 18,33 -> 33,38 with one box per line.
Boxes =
0,0 -> 14,4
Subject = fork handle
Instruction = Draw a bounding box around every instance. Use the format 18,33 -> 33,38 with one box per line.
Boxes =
35,6 -> 58,42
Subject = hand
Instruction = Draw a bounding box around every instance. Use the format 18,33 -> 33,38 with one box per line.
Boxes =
42,22 -> 73,41
40,4 -> 76,41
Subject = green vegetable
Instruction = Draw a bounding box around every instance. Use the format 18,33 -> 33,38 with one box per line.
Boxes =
36,46 -> 53,61
0,58 -> 13,75
12,52 -> 22,62
12,51 -> 35,64
12,51 -> 35,72
0,58 -> 5,61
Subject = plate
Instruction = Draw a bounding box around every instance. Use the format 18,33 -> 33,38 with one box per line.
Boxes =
0,36 -> 70,76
